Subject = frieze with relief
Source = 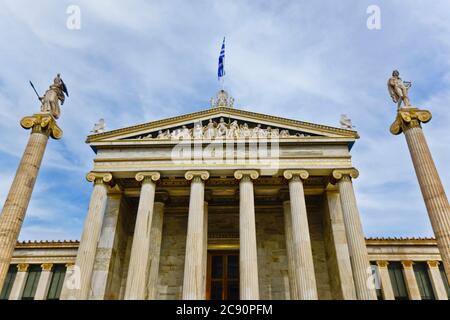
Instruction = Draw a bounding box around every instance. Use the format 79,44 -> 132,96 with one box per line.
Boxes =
125,118 -> 316,140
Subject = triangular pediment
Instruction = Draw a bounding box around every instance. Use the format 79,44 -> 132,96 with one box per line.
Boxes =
86,107 -> 358,143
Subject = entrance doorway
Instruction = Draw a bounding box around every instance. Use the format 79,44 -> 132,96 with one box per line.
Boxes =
206,251 -> 239,300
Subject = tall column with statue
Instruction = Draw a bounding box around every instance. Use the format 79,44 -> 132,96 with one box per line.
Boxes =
0,74 -> 68,289
388,70 -> 450,284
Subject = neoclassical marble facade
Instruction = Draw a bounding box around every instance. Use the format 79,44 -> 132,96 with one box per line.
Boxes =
1,106 -> 449,300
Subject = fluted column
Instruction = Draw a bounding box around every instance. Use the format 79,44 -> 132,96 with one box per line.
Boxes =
61,172 -> 113,300
234,170 -> 259,300
283,201 -> 298,300
125,172 -> 161,300
0,114 -> 62,288
332,169 -> 377,300
147,200 -> 166,300
34,263 -> 53,300
401,260 -> 421,300
283,170 -> 317,300
391,108 -> 450,283
182,171 -> 209,300
9,263 -> 29,300
376,261 -> 395,300
427,261 -> 448,300
201,201 -> 208,299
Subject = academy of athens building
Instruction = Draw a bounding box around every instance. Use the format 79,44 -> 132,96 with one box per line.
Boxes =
1,93 -> 449,300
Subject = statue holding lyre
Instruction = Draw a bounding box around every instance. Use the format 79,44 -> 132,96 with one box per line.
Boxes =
387,70 -> 411,109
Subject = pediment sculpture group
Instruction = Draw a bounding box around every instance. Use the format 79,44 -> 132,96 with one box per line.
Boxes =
140,118 -> 310,140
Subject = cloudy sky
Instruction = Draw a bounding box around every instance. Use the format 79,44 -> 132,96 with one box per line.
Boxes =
0,0 -> 449,240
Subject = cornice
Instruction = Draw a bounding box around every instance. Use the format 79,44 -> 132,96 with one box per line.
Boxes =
86,107 -> 359,143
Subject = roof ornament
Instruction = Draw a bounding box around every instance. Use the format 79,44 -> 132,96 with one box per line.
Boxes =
340,114 -> 354,130
210,89 -> 234,108
91,118 -> 105,134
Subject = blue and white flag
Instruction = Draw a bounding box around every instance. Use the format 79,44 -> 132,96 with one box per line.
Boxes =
218,37 -> 225,80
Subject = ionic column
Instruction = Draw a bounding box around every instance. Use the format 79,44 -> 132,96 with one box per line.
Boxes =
282,201 -> 298,300
0,114 -> 62,288
9,263 -> 29,300
201,201 -> 208,299
332,169 -> 377,300
34,263 -> 53,300
182,171 -> 209,300
391,108 -> 450,283
283,170 -> 317,300
234,170 -> 260,300
376,261 -> 395,300
124,172 -> 161,300
324,187 -> 356,300
401,260 -> 421,300
61,172 -> 113,300
427,261 -> 448,300
147,199 -> 166,300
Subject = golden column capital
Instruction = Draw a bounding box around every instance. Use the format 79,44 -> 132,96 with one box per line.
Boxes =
283,169 -> 309,181
135,172 -> 161,183
17,263 -> 29,272
41,263 -> 53,272
376,260 -> 389,268
401,260 -> 414,269
20,113 -> 63,140
185,171 -> 210,181
234,170 -> 259,180
65,263 -> 75,269
427,260 -> 440,268
390,107 -> 432,135
86,172 -> 114,185
331,168 -> 359,182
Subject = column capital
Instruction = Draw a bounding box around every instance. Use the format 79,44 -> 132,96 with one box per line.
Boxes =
427,260 -> 440,268
20,113 -> 63,140
65,263 -> 75,269
17,263 -> 29,272
390,107 -> 432,135
185,171 -> 210,181
41,263 -> 53,272
86,172 -> 114,185
332,168 -> 359,182
135,171 -> 161,183
376,260 -> 389,268
283,169 -> 309,180
234,170 -> 259,180
401,260 -> 414,269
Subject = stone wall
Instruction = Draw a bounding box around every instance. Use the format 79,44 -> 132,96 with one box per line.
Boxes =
157,213 -> 188,300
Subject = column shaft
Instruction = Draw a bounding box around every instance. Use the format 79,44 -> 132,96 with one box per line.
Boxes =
287,177 -> 317,299
401,261 -> 421,300
427,261 -> 448,300
147,202 -> 165,300
324,190 -> 356,300
125,179 -> 157,300
201,202 -> 208,299
404,126 -> 450,282
34,264 -> 53,300
376,261 -> 395,300
8,264 -> 29,300
239,176 -> 259,300
283,201 -> 298,300
0,131 -> 49,287
182,175 -> 207,299
336,174 -> 377,300
62,174 -> 111,300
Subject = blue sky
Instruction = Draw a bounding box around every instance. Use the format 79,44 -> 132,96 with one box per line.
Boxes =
0,0 -> 449,240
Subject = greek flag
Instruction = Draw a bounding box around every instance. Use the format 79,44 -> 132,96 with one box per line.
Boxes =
218,37 -> 225,80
